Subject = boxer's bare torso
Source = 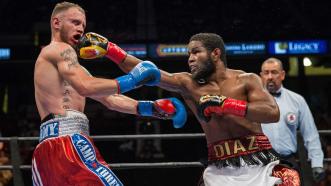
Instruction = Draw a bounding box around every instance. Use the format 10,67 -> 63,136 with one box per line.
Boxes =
34,42 -> 85,120
164,69 -> 271,144
133,40 -> 278,144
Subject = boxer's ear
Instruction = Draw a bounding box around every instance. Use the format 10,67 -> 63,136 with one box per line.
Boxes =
211,48 -> 221,62
52,17 -> 61,30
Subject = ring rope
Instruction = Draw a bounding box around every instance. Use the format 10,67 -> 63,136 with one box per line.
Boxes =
0,131 -> 330,171
2,158 -> 331,171
0,162 -> 204,170
1,129 -> 330,141
0,133 -> 205,141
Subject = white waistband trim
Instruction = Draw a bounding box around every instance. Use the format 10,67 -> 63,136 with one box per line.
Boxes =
39,110 -> 90,142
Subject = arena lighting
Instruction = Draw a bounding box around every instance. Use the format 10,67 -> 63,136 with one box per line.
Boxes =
268,40 -> 327,55
119,44 -> 147,58
225,42 -> 266,55
148,44 -> 188,58
0,48 -> 10,60
303,57 -> 312,66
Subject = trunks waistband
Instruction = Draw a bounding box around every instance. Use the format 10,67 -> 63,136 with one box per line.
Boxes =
39,110 -> 89,142
208,133 -> 273,162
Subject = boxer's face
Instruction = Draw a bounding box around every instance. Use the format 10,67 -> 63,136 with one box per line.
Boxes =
188,41 -> 215,81
260,61 -> 285,93
59,7 -> 86,46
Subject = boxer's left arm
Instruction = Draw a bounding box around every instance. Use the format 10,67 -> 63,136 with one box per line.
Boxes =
199,95 -> 247,122
77,32 -> 189,93
95,94 -> 139,115
199,73 -> 279,123
96,95 -> 187,128
243,73 -> 279,123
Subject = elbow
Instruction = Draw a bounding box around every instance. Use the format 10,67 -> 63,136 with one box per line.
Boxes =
270,112 -> 280,123
76,87 -> 90,97
269,106 -> 280,123
75,83 -> 94,97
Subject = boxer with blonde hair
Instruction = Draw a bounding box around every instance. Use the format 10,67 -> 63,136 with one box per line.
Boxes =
32,2 -> 187,186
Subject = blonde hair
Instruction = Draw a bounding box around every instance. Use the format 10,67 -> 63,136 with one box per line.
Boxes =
51,1 -> 85,19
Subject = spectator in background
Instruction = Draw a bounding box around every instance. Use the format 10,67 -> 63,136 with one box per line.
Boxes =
260,57 -> 325,183
0,132 -> 13,186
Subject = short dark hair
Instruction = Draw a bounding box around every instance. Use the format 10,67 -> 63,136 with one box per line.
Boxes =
262,57 -> 284,71
189,33 -> 227,67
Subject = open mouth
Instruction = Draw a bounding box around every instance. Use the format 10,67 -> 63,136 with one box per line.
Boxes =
73,34 -> 81,40
72,34 -> 82,44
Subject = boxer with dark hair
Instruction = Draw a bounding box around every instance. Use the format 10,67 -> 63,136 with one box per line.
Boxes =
32,2 -> 187,186
78,32 -> 301,185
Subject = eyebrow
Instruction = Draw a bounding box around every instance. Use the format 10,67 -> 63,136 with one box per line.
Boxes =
189,46 -> 202,51
72,18 -> 86,27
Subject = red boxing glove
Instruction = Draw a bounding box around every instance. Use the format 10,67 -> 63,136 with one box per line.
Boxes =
137,98 -> 187,128
154,99 -> 176,115
77,32 -> 127,64
105,42 -> 127,64
199,95 -> 247,121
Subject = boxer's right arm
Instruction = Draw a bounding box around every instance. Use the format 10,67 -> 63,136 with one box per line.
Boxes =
97,95 -> 187,128
55,44 -> 118,97
241,73 -> 280,123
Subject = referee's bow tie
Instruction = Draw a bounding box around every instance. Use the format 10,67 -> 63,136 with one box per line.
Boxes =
271,92 -> 281,97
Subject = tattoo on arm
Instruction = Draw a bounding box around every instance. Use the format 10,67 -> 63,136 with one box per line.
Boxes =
60,48 -> 79,69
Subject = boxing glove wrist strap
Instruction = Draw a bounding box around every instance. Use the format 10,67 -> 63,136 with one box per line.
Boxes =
105,42 -> 127,64
222,98 -> 247,117
137,101 -> 153,116
205,98 -> 247,117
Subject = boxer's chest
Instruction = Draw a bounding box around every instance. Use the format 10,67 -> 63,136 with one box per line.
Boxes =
187,80 -> 246,102
182,79 -> 246,115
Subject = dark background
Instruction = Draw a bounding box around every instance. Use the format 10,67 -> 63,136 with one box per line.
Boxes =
1,0 -> 331,185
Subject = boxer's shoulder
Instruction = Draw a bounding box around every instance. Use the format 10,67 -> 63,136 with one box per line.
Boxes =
164,71 -> 193,91
39,42 -> 76,64
42,42 -> 75,57
236,71 -> 261,84
176,72 -> 193,83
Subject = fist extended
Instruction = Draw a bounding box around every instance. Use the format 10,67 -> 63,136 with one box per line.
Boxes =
77,32 -> 127,64
137,98 -> 187,128
154,99 -> 176,116
76,32 -> 109,59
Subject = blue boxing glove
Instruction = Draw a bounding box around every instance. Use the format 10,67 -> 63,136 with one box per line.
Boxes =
116,61 -> 161,93
137,97 -> 187,128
